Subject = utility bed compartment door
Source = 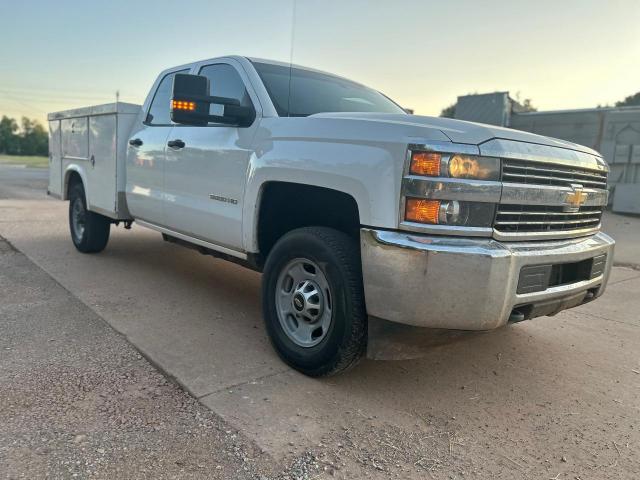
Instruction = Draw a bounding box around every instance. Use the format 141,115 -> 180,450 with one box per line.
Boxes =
88,115 -> 117,213
61,118 -> 89,159
48,120 -> 62,197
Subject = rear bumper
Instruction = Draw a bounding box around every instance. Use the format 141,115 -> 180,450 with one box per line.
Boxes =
360,228 -> 615,330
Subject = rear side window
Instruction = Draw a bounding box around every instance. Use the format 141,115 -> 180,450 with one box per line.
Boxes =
146,69 -> 188,125
198,64 -> 252,120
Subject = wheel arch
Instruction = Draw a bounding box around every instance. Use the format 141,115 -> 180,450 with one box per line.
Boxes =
251,181 -> 362,259
63,165 -> 88,201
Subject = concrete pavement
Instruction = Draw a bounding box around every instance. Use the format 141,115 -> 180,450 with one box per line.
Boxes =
602,212 -> 640,267
1,163 -> 639,479
0,164 -> 48,200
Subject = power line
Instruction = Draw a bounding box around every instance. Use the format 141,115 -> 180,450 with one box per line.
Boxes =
0,84 -> 131,96
0,93 -> 48,115
0,88 -> 126,102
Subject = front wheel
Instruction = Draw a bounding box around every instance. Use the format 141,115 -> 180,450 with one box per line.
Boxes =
68,182 -> 111,253
262,227 -> 367,377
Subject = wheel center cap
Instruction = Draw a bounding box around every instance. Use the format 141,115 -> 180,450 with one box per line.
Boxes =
293,294 -> 305,311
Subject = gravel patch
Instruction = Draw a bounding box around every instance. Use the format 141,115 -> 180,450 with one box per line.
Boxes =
0,239 -> 326,480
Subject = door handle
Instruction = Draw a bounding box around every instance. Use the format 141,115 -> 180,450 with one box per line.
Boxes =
167,139 -> 186,149
129,138 -> 143,147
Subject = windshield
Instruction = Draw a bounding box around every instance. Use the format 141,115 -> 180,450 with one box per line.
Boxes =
251,61 -> 406,117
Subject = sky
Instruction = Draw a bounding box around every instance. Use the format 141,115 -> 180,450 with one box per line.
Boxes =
1,0 -> 639,124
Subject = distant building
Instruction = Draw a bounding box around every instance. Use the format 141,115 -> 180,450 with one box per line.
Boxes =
454,92 -> 640,214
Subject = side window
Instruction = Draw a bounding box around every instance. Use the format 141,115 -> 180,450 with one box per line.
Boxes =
146,69 -> 189,125
198,64 -> 252,121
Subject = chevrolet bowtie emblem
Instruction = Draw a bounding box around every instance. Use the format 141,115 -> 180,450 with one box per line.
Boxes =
564,184 -> 588,211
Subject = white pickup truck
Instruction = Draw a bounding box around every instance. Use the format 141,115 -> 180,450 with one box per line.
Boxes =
47,56 -> 614,376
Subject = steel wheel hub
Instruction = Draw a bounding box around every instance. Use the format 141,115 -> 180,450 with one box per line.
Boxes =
71,197 -> 86,242
275,259 -> 333,348
291,280 -> 323,319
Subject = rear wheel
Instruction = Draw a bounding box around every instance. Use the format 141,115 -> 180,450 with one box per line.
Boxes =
68,182 -> 110,253
262,227 -> 367,376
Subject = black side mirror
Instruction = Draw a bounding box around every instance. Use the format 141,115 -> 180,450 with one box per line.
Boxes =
170,74 -> 210,126
170,73 -> 256,127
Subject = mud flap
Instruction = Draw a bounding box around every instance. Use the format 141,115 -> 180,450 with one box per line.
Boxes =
367,316 -> 486,361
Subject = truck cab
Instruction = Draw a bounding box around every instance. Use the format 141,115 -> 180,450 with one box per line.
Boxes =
48,56 -> 615,376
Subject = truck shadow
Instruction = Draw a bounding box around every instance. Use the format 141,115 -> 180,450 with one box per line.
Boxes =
100,227 -> 570,389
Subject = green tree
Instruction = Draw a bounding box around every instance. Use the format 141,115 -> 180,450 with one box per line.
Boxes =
615,92 -> 640,107
440,103 -> 456,118
0,115 -> 48,156
520,98 -> 537,112
0,115 -> 19,154
19,117 -> 48,156
512,92 -> 537,113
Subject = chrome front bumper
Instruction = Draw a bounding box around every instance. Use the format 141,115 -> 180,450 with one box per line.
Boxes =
360,228 -> 615,330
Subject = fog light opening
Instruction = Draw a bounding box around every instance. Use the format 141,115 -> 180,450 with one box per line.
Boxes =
508,308 -> 527,323
582,287 -> 600,304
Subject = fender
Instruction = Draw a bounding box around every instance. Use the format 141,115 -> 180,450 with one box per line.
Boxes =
240,114 -> 453,254
63,163 -> 89,202
242,166 -> 370,253
242,141 -> 399,253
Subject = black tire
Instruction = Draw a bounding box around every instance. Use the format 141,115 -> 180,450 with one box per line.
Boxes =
262,227 -> 367,377
68,182 -> 110,253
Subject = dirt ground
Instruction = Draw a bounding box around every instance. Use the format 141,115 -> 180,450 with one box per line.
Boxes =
0,238 -> 279,480
0,164 -> 639,479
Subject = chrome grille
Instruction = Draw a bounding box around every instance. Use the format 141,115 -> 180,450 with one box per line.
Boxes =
495,205 -> 603,233
496,159 -> 607,239
502,159 -> 608,189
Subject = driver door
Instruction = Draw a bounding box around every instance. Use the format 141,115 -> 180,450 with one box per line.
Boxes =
164,60 -> 260,251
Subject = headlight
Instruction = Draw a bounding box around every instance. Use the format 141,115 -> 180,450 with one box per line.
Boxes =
448,154 -> 499,180
409,151 -> 500,181
405,198 -> 495,227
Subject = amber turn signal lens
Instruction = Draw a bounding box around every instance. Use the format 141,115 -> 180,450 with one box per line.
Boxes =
405,198 -> 440,224
172,100 -> 196,111
410,152 -> 441,176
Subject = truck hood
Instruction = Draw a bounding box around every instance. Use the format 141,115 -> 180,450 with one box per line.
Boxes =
310,112 -> 601,157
